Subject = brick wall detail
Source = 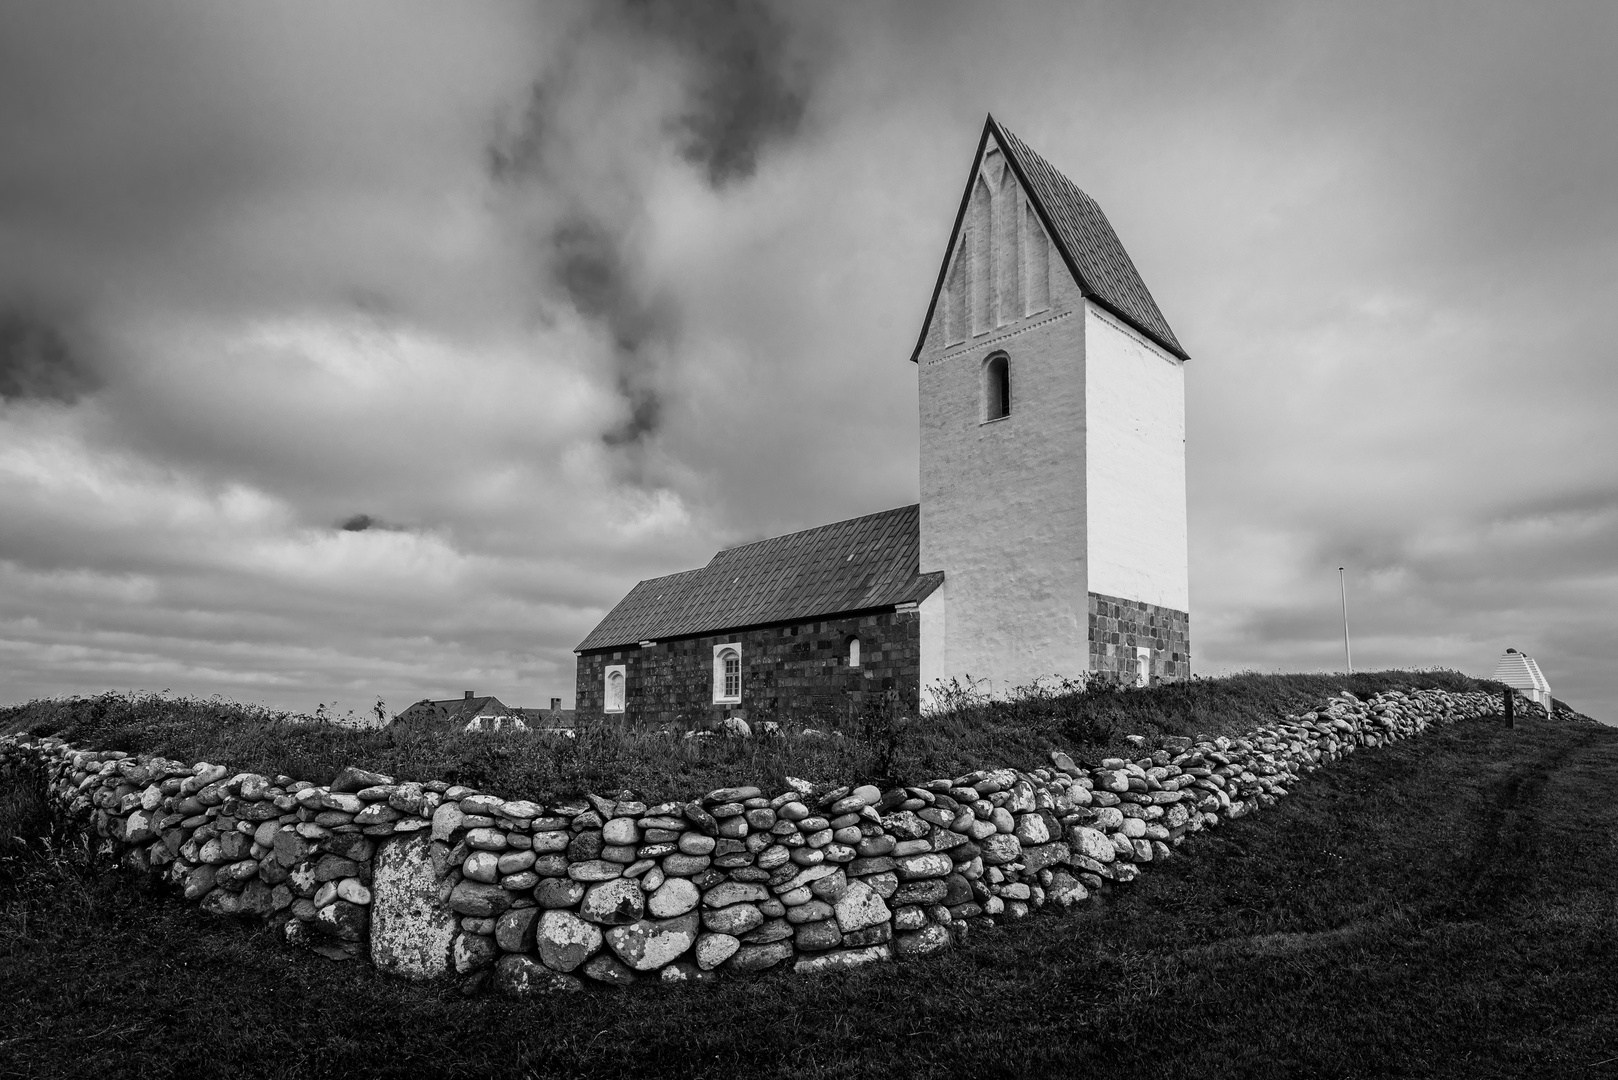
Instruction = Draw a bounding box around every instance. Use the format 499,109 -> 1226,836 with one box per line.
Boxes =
576,610 -> 921,727
1087,591 -> 1190,684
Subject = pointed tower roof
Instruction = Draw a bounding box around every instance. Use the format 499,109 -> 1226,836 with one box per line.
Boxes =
911,115 -> 1187,362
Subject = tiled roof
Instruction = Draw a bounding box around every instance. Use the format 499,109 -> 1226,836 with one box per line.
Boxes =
396,696 -> 512,724
911,115 -> 1188,362
517,708 -> 577,729
577,504 -> 943,652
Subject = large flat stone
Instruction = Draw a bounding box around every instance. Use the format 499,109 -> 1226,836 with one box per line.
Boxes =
537,910 -> 604,973
1069,825 -> 1116,863
604,913 -> 699,972
833,879 -> 890,934
727,940 -> 794,973
793,944 -> 892,975
894,924 -> 951,958
978,834 -> 1023,866
492,954 -> 583,996
893,853 -> 954,880
369,832 -> 458,980
580,879 -> 645,925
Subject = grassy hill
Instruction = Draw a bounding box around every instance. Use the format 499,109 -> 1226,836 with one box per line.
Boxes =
1,676 -> 1613,1078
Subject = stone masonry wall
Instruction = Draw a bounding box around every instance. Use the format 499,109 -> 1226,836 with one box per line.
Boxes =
575,610 -> 922,728
1088,591 -> 1190,684
0,686 -> 1523,997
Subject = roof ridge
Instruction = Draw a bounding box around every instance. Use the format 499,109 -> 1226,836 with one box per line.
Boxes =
712,503 -> 920,559
576,504 -> 937,652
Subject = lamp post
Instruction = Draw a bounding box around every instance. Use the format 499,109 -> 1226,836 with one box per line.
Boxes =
1338,567 -> 1353,675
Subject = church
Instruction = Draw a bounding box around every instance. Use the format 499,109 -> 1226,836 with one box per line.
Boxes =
575,116 -> 1190,727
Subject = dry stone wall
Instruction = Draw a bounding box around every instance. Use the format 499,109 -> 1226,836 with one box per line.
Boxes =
0,686 -> 1521,994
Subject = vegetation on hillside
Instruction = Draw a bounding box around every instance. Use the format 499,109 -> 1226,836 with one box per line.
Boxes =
0,669 -> 1521,803
0,697 -> 1612,1078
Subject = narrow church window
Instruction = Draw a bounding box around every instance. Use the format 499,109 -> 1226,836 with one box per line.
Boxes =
713,644 -> 741,703
945,238 -> 966,345
604,665 -> 626,713
1024,196 -> 1050,315
984,353 -> 1010,421
847,637 -> 861,667
970,176 -> 993,336
993,163 -> 1019,327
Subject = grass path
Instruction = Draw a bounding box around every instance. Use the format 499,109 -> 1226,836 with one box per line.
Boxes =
2,712 -> 1614,1079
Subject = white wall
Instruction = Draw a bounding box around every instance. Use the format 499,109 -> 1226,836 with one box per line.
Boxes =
917,584 -> 948,709
915,139 -> 1189,697
1083,304 -> 1189,613
918,145 -> 1090,695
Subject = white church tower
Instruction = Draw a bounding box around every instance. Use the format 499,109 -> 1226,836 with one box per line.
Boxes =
912,116 -> 1190,697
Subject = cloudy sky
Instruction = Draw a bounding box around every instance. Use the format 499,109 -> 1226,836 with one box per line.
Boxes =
2,1 -> 1614,721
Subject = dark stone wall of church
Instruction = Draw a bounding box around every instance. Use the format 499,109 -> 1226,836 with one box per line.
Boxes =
1087,591 -> 1190,685
575,610 -> 922,728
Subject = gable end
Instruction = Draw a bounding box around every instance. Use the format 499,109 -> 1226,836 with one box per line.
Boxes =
909,115 -> 1188,363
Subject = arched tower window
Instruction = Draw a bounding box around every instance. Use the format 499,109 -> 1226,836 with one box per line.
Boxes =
984,353 -> 1010,421
604,665 -> 626,713
847,637 -> 861,668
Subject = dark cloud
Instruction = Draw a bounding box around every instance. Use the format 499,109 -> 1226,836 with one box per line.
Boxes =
337,514 -> 415,534
627,0 -> 811,187
489,76 -> 672,447
486,0 -> 816,449
549,216 -> 670,447
0,309 -> 97,403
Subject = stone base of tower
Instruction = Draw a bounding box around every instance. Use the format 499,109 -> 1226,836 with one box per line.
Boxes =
1087,592 -> 1189,686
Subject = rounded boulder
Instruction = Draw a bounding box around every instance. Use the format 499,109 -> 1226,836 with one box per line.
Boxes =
536,910 -> 604,973
581,879 -> 645,926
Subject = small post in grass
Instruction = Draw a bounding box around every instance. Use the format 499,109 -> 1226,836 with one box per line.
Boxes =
1338,566 -> 1353,675
1504,687 -> 1515,729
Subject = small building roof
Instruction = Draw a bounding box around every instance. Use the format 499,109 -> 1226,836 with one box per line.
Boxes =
577,504 -> 943,652
517,707 -> 576,729
911,115 -> 1188,363
1491,649 -> 1552,694
396,695 -> 512,725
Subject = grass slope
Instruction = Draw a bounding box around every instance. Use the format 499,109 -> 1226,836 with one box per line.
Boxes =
0,669 -> 1503,800
2,706 -> 1614,1078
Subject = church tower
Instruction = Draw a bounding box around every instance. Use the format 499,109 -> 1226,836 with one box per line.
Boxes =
912,116 -> 1190,697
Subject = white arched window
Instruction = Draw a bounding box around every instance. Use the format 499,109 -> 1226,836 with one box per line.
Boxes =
604,665 -> 626,713
713,643 -> 741,704
984,353 -> 1010,421
847,637 -> 861,668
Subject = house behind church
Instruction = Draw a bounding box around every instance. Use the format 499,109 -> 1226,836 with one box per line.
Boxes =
395,691 -> 575,734
575,115 -> 1191,727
